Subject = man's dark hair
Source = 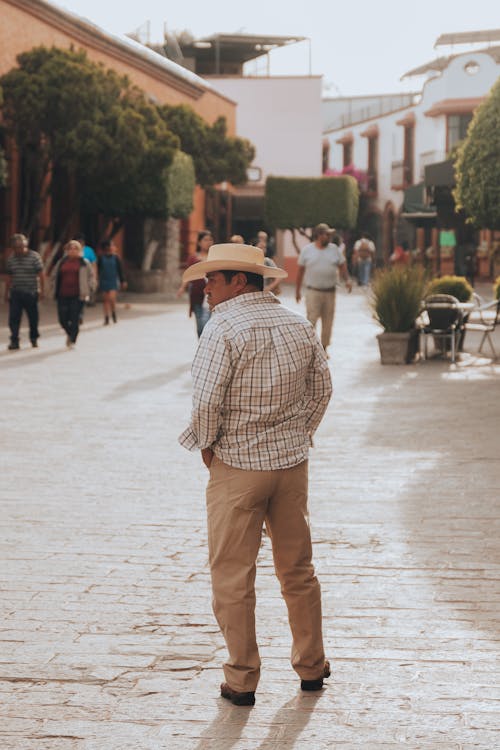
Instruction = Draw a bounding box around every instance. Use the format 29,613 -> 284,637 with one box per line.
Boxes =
221,270 -> 264,291
10,233 -> 27,247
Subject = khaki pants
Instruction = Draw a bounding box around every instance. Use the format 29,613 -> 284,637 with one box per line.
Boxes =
305,288 -> 336,349
206,457 -> 325,692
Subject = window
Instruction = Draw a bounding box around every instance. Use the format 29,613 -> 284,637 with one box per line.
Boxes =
367,136 -> 378,193
464,61 -> 479,76
246,166 -> 262,182
322,141 -> 330,174
403,125 -> 414,186
447,113 -> 473,150
343,141 -> 352,168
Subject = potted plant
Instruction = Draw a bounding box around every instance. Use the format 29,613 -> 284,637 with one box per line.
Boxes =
371,265 -> 427,364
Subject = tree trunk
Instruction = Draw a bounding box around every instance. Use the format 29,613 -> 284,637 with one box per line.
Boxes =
165,217 -> 181,294
26,156 -> 52,240
291,229 -> 302,255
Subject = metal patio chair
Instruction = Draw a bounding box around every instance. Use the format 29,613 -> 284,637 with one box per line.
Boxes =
463,298 -> 500,358
419,294 -> 464,364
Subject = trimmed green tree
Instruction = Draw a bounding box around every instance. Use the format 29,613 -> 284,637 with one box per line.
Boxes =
265,176 -> 359,252
166,150 -> 196,218
454,77 -> 500,230
77,84 -> 179,229
0,46 -> 178,239
159,104 -> 255,187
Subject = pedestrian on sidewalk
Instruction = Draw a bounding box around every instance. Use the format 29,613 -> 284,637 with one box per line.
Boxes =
97,239 -> 126,325
4,233 -> 45,350
179,242 -> 332,707
295,223 -> 352,356
53,240 -> 94,348
389,240 -> 410,266
176,230 -> 213,338
254,232 -> 282,295
352,232 -> 375,286
74,233 -> 97,309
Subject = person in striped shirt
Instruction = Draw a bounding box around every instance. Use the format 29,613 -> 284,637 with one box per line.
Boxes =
179,243 -> 333,706
4,233 -> 45,350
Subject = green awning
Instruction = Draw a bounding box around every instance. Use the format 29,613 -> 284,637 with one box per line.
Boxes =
424,160 -> 455,187
401,182 -> 436,218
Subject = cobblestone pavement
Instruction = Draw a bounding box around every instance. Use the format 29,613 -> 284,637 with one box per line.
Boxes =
1,287 -> 499,750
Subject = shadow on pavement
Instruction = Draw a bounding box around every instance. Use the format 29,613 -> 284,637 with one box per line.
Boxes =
189,692 -> 323,750
106,364 -> 192,400
352,353 -> 500,637
191,700 -> 252,750
253,693 -> 325,749
0,346 -> 70,369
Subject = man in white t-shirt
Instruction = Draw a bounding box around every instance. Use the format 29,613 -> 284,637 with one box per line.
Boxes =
295,223 -> 352,353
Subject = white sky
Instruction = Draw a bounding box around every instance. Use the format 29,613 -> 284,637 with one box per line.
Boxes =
51,0 -> 499,96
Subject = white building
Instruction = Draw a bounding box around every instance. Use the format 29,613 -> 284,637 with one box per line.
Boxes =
171,33 -> 323,271
323,30 -> 500,271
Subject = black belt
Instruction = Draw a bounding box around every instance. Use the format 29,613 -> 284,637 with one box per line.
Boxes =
306,286 -> 336,292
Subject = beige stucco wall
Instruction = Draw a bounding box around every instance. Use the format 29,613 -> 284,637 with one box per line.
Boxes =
0,0 -> 236,131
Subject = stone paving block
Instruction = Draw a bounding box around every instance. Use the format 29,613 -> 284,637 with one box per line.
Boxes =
1,291 -> 499,747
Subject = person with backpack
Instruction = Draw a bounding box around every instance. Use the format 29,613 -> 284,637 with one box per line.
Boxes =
97,239 -> 127,325
353,232 -> 376,286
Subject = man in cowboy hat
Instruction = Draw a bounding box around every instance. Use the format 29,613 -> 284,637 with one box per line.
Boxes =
179,243 -> 332,706
296,223 -> 352,356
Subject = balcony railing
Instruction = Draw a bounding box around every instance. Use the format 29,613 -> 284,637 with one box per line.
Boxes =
325,93 -> 420,131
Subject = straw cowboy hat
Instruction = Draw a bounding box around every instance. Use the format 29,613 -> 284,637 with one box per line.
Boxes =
182,243 -> 288,283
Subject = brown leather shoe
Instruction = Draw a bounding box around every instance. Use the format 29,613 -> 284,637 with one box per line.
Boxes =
220,682 -> 256,706
300,660 -> 331,691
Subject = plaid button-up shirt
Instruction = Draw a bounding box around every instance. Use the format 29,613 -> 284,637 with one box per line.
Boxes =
179,291 -> 332,471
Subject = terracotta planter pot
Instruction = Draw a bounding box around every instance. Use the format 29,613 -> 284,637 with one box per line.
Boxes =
377,329 -> 419,364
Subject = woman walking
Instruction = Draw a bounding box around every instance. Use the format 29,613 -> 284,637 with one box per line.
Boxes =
98,239 -> 127,324
177,230 -> 213,338
53,240 -> 94,348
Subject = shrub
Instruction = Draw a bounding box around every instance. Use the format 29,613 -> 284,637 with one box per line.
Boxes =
166,150 -> 195,219
265,175 -> 359,230
494,276 -> 500,300
371,266 -> 427,333
426,275 -> 473,302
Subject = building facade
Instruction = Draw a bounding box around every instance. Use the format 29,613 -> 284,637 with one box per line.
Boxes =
0,0 -> 237,291
168,33 -> 324,278
323,34 -> 500,277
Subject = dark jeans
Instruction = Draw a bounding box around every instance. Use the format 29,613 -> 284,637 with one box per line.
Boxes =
57,297 -> 83,343
192,302 -> 210,338
8,290 -> 40,345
